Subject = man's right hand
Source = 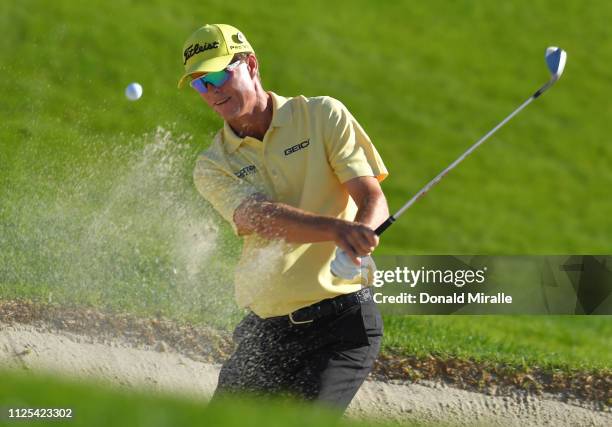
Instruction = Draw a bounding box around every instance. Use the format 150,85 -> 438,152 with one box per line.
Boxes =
332,221 -> 379,265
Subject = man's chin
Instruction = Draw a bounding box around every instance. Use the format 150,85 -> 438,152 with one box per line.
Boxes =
214,102 -> 241,120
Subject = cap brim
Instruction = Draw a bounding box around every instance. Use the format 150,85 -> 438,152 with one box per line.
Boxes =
177,54 -> 234,89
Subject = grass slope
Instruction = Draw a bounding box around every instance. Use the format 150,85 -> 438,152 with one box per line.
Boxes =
383,315 -> 611,371
0,370 -> 426,427
2,0 -> 611,253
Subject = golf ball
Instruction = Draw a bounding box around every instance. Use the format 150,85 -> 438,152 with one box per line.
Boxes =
125,82 -> 143,101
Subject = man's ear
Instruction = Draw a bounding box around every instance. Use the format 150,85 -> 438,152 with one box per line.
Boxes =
246,54 -> 259,79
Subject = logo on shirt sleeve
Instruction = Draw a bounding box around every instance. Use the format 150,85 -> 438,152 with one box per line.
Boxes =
234,165 -> 257,178
284,139 -> 310,156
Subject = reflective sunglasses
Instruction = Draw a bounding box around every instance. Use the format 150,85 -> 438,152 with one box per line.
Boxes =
189,60 -> 243,94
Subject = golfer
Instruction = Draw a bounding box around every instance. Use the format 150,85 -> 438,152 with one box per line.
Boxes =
178,24 -> 389,412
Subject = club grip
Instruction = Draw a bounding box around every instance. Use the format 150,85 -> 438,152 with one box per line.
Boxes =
374,216 -> 395,236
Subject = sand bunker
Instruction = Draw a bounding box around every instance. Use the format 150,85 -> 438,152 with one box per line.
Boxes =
1,322 -> 609,426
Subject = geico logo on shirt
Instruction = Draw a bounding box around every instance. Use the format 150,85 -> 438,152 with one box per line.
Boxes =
284,139 -> 310,156
234,165 -> 257,178
183,41 -> 220,64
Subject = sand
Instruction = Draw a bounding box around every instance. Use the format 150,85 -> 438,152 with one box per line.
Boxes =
1,323 -> 609,427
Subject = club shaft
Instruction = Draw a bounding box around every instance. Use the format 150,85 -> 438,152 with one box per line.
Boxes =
375,81 -> 552,237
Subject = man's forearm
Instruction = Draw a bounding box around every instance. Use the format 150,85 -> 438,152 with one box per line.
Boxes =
233,188 -> 384,258
234,198 -> 342,243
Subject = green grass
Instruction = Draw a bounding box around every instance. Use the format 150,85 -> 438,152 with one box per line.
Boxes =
1,0 -> 611,377
0,370 -> 427,427
383,315 -> 611,371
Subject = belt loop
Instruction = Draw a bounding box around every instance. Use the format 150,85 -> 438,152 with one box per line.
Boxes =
289,312 -> 314,325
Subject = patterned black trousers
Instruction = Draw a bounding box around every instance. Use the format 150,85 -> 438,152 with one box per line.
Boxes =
212,294 -> 383,412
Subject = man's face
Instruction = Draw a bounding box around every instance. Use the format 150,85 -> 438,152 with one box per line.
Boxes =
191,55 -> 258,122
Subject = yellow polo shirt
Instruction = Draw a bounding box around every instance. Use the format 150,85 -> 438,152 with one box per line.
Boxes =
193,92 -> 388,318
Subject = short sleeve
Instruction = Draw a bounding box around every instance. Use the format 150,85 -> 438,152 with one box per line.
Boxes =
193,154 -> 260,235
323,98 -> 388,184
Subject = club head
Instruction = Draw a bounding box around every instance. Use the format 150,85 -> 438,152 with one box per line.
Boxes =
545,46 -> 567,81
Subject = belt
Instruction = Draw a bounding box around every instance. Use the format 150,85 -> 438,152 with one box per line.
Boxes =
288,287 -> 373,325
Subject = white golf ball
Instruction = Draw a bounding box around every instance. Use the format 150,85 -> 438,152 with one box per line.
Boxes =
125,82 -> 143,101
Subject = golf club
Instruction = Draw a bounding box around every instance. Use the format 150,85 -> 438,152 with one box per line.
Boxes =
331,46 -> 567,279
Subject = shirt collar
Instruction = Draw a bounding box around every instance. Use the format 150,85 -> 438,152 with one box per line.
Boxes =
268,91 -> 291,127
222,91 -> 291,153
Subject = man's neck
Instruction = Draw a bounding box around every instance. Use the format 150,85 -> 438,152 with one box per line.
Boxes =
228,89 -> 272,141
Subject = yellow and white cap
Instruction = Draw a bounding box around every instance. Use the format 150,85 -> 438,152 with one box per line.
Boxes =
177,24 -> 254,89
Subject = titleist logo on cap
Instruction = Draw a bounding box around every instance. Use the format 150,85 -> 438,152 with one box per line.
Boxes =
183,41 -> 220,65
